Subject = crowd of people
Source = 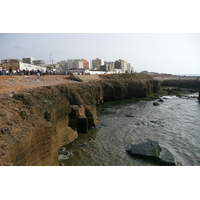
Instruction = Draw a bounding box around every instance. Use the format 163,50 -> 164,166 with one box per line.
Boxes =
0,67 -> 91,76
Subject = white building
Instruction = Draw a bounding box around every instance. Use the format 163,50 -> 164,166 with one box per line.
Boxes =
87,61 -> 92,70
67,59 -> 84,69
105,61 -> 115,72
91,58 -> 104,70
33,60 -> 45,67
19,62 -> 46,72
114,59 -> 128,73
74,59 -> 83,69
22,57 -> 35,64
127,63 -> 134,73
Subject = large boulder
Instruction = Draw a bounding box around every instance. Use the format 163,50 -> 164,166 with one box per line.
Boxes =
125,139 -> 175,166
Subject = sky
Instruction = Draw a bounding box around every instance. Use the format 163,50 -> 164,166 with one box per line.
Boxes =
1,33 -> 200,75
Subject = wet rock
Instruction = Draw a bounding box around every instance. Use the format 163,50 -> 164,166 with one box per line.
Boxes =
126,114 -> 136,118
96,123 -> 107,128
59,163 -> 65,166
157,98 -> 164,102
189,89 -> 197,93
135,122 -> 145,126
58,147 -> 71,158
135,122 -> 141,126
125,139 -> 175,166
176,94 -> 183,98
135,121 -> 149,126
162,87 -> 181,95
153,102 -> 159,106
78,143 -> 88,148
150,120 -> 164,127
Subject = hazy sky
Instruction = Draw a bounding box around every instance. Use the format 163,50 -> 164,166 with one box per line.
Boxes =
1,33 -> 200,75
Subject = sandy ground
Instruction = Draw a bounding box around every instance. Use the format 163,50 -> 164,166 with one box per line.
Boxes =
0,75 -> 76,94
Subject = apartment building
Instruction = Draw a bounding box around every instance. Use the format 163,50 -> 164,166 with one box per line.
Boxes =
100,61 -> 115,72
127,63 -> 134,73
22,57 -> 35,64
105,61 -> 115,72
0,59 -> 46,72
81,59 -> 88,69
33,60 -> 45,67
59,60 -> 68,70
91,58 -> 104,70
87,61 -> 92,70
67,59 -> 84,69
0,59 -> 21,71
22,57 -> 45,67
74,59 -> 83,69
114,59 -> 128,73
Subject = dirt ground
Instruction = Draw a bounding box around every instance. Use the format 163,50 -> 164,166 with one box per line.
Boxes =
0,75 -> 76,94
152,75 -> 200,81
0,74 -> 198,95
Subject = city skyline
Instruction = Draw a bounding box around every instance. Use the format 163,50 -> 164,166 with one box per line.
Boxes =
1,33 -> 200,75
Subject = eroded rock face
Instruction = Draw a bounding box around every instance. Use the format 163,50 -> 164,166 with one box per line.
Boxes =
161,79 -> 200,88
126,140 -> 176,166
0,74 -> 160,166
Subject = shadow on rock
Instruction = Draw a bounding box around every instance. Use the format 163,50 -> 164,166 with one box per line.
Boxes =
125,139 -> 176,166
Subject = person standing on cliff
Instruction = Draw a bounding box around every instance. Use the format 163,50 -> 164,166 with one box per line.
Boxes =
37,70 -> 40,79
9,67 -> 12,76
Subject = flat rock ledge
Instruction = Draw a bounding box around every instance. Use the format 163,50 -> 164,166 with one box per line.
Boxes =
125,139 -> 176,166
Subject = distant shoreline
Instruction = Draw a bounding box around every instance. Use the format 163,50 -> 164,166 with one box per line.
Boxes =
173,74 -> 200,77
152,74 -> 200,81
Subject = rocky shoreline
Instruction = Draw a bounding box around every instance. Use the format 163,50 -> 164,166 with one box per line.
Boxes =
0,73 -> 160,166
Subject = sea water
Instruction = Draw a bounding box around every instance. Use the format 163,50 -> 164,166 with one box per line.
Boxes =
59,92 -> 200,166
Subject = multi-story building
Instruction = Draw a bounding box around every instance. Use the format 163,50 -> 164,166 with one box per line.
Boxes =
91,58 -> 104,70
67,59 -> 84,69
74,59 -> 83,69
59,60 -> 68,70
87,61 -> 92,70
100,62 -> 115,72
0,59 -> 21,71
0,59 -> 46,72
67,59 -> 74,69
22,57 -> 34,64
32,60 -> 45,67
81,59 -> 88,69
114,59 -> 127,73
127,63 -> 134,73
22,58 -> 45,67
105,61 -> 115,72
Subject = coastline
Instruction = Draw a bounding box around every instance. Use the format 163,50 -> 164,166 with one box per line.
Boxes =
0,73 -> 160,166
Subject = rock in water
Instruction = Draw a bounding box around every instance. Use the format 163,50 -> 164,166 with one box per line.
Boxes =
153,102 -> 160,106
159,147 -> 175,165
125,139 -> 175,166
157,98 -> 164,102
58,147 -> 71,160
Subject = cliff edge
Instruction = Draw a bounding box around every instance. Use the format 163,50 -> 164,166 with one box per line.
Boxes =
0,74 -> 160,166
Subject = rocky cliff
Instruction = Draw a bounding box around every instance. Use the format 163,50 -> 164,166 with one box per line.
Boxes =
160,79 -> 200,88
0,74 -> 160,166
